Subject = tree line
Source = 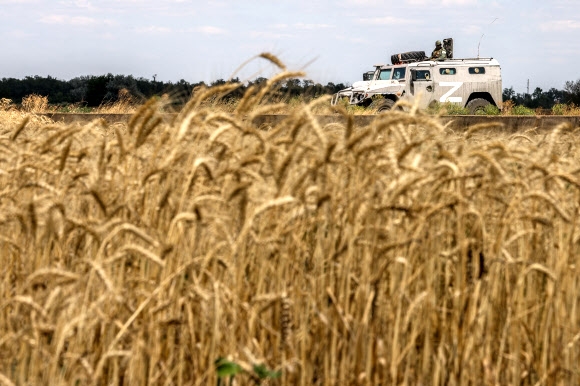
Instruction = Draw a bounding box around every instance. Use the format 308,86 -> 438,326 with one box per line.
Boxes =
502,80 -> 580,108
1,73 -> 580,108
0,74 -> 348,107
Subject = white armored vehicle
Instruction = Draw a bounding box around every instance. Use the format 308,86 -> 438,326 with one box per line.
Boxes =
331,39 -> 503,114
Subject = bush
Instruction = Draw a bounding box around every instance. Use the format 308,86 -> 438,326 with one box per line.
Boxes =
552,103 -> 567,115
426,101 -> 443,115
56,102 -> 93,113
444,103 -> 470,115
511,105 -> 535,116
425,101 -> 469,115
552,103 -> 580,115
477,104 -> 501,116
347,105 -> 370,115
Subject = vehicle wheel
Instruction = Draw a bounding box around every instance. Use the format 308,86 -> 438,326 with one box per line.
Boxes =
377,99 -> 395,112
467,98 -> 491,115
391,51 -> 426,64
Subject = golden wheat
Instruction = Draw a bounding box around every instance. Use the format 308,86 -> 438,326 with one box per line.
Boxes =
0,63 -> 579,386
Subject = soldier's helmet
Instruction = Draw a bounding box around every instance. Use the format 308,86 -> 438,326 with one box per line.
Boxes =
435,40 -> 442,46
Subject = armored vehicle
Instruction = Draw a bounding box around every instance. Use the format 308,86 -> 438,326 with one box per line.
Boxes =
331,38 -> 502,114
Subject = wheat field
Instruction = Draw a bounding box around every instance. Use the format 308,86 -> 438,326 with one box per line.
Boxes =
0,67 -> 579,386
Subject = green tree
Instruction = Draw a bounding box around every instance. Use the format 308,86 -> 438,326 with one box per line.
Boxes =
503,86 -> 516,102
105,75 -> 139,101
86,74 -> 114,106
564,79 -> 580,105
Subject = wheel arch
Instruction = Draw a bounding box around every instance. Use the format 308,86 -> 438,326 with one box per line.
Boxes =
375,94 -> 402,113
381,94 -> 399,103
465,92 -> 497,107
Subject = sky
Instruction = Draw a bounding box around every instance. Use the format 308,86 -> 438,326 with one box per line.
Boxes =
0,0 -> 579,94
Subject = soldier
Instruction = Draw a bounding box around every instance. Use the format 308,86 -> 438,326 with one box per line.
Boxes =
430,40 -> 447,60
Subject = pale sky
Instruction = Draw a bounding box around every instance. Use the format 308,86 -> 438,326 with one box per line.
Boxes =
1,0 -> 579,94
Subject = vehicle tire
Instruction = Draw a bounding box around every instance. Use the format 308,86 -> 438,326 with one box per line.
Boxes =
467,98 -> 491,115
377,99 -> 395,112
391,51 -> 426,64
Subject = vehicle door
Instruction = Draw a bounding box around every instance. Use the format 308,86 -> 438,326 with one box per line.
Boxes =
392,66 -> 407,84
408,68 -> 434,108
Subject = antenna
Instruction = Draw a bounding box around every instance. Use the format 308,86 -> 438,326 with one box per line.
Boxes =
477,17 -> 498,58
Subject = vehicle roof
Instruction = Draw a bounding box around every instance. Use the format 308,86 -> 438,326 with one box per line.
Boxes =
407,58 -> 500,67
374,63 -> 409,69
375,57 -> 500,70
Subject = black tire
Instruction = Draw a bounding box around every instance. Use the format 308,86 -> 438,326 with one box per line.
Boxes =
391,51 -> 426,64
377,99 -> 395,112
467,98 -> 491,115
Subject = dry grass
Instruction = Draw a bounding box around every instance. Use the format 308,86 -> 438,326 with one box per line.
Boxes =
552,103 -> 580,116
21,94 -> 50,113
0,97 -> 54,131
1,63 -> 580,385
95,89 -> 140,114
502,99 -> 515,115
0,91 -> 142,115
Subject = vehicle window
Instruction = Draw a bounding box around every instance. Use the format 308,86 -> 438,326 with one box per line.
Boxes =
440,68 -> 456,75
393,67 -> 406,80
469,67 -> 485,74
379,69 -> 392,80
363,71 -> 374,81
415,70 -> 431,80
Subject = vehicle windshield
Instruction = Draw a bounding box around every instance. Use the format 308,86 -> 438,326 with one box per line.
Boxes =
378,69 -> 392,80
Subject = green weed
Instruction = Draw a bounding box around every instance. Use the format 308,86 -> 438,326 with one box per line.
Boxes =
511,105 -> 535,115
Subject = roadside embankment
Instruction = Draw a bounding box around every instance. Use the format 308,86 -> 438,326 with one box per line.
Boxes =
42,113 -> 580,132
